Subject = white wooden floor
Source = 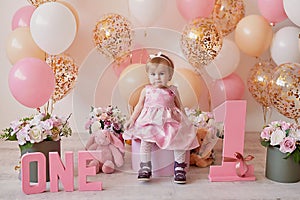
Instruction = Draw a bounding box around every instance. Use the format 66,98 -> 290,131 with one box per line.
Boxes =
1,132 -> 300,200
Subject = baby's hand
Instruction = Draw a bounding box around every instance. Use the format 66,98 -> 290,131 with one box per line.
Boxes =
124,119 -> 134,130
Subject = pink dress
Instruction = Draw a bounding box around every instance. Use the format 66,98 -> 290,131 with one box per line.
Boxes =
123,85 -> 199,150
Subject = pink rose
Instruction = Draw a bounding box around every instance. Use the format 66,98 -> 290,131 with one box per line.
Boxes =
260,127 -> 273,140
279,137 -> 296,153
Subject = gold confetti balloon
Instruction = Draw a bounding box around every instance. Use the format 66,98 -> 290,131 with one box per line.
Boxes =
46,54 -> 78,102
27,0 -> 56,7
181,18 -> 222,70
269,63 -> 300,121
212,0 -> 245,36
247,61 -> 276,108
93,13 -> 133,64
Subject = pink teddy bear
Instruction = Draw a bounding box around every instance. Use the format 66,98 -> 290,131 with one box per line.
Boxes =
85,130 -> 125,174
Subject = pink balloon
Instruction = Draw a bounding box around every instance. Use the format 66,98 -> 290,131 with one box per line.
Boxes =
11,5 -> 35,30
8,58 -> 55,108
210,73 -> 245,108
257,0 -> 287,25
176,0 -> 215,21
113,48 -> 149,77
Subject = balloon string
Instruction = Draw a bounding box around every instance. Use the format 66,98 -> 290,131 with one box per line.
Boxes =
262,106 -> 272,126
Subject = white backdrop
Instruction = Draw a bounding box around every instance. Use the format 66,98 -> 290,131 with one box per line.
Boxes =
0,0 -> 295,133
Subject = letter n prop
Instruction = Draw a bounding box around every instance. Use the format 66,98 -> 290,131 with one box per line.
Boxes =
208,100 -> 255,181
49,151 -> 74,192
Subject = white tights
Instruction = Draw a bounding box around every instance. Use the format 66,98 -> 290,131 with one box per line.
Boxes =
140,140 -> 186,164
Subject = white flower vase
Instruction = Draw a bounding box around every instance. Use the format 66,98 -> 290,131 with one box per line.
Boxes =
20,140 -> 61,183
265,146 -> 300,183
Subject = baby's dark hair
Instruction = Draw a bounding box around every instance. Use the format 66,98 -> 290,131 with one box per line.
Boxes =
146,52 -> 174,78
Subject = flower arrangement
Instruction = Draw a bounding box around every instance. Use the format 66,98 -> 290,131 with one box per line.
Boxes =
185,108 -> 223,138
85,105 -> 127,135
185,108 -> 215,129
260,120 -> 300,163
1,112 -> 72,151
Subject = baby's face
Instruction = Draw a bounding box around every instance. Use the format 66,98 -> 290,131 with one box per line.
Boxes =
147,63 -> 171,88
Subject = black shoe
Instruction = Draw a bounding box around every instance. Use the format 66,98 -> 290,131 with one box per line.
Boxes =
174,161 -> 187,184
138,161 -> 152,181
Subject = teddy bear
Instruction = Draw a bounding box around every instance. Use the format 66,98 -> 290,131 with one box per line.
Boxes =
85,130 -> 125,174
190,128 -> 215,168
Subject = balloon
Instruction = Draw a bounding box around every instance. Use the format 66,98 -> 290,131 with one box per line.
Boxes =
93,13 -> 133,63
57,0 -> 79,30
176,0 -> 215,21
112,48 -> 149,77
128,0 -> 166,27
234,15 -> 273,57
8,58 -> 55,108
181,18 -> 223,70
258,0 -> 288,25
11,5 -> 35,30
212,0 -> 245,36
6,27 -> 45,65
27,0 -> 56,7
171,68 -> 207,108
205,39 -> 240,79
46,54 -> 79,102
270,26 -> 300,66
269,63 -> 300,121
30,2 -> 77,55
283,0 -> 300,27
118,63 -> 149,106
247,60 -> 276,107
210,73 -> 245,108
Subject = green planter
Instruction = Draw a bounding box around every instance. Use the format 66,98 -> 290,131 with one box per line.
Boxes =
265,146 -> 300,183
20,140 -> 61,183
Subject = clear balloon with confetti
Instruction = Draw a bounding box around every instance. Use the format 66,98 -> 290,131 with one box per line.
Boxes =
93,13 -> 133,64
269,63 -> 300,124
181,18 -> 222,70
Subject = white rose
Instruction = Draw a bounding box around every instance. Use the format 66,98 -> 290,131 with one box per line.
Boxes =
289,129 -> 300,140
29,126 -> 47,143
270,129 -> 286,146
91,121 -> 102,133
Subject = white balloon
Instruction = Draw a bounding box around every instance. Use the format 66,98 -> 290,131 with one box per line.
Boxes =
270,26 -> 300,66
283,0 -> 300,27
128,0 -> 166,27
205,39 -> 240,80
30,2 -> 77,55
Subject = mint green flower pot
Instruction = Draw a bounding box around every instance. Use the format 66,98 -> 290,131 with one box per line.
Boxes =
265,146 -> 300,183
20,140 -> 61,183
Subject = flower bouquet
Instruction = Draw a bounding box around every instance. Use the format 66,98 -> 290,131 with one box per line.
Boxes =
261,120 -> 300,183
260,120 -> 300,163
85,105 -> 127,136
1,112 -> 72,151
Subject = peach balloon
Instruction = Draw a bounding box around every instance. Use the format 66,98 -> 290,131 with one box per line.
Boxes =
235,15 -> 273,57
118,63 -> 149,106
171,68 -> 207,109
6,27 -> 45,65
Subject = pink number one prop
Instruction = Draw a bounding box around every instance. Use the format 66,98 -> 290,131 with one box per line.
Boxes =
209,100 -> 255,181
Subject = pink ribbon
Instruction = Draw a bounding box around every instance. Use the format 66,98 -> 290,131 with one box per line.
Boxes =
223,152 -> 254,177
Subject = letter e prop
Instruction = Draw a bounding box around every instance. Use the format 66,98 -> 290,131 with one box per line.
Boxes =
78,151 -> 102,191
